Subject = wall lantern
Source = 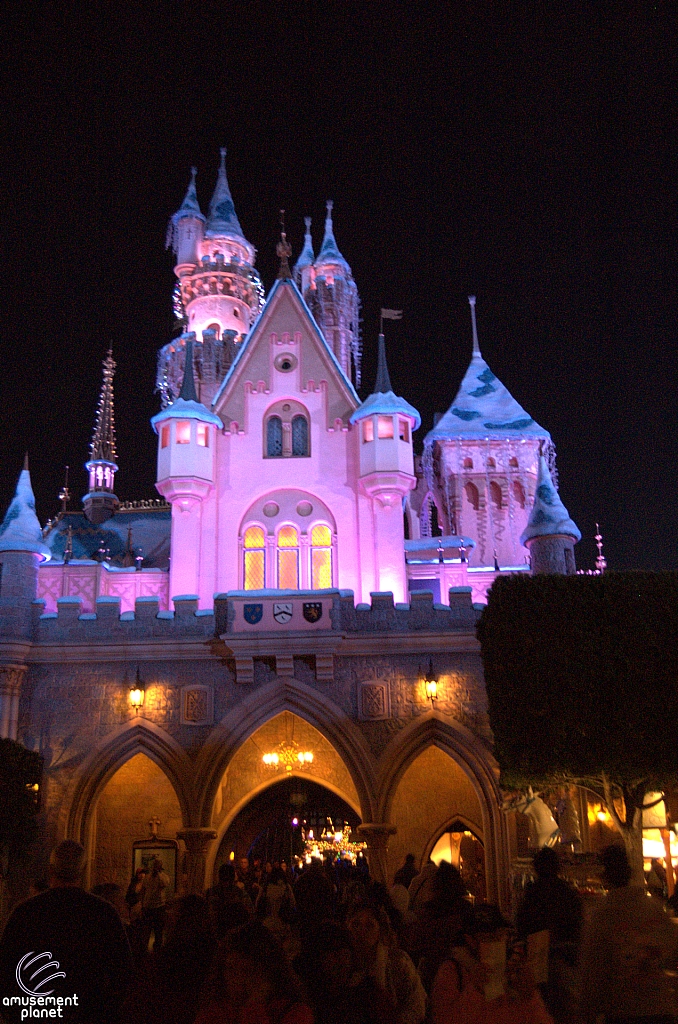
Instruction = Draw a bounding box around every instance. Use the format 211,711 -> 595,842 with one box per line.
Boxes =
424,659 -> 438,702
129,668 -> 145,712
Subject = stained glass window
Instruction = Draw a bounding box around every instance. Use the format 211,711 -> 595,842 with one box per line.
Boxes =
277,526 -> 299,589
311,524 -> 332,589
267,416 -> 283,457
291,415 -> 309,456
244,526 -> 265,590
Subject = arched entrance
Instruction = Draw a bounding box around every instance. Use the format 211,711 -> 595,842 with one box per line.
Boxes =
428,819 -> 487,901
214,776 -> 361,876
89,752 -> 183,889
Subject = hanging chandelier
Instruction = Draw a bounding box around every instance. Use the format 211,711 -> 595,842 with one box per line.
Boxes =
262,740 -> 314,772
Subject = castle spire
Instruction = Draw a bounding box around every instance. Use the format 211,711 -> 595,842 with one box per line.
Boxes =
179,339 -> 199,402
373,333 -> 393,394
293,217 -> 314,282
520,456 -> 581,574
276,210 -> 293,280
0,460 -> 50,560
175,167 -> 202,220
205,147 -> 244,238
469,295 -> 481,358
83,349 -> 119,525
316,200 -> 351,271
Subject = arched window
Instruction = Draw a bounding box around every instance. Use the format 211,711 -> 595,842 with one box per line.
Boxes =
291,415 -> 309,456
490,481 -> 503,509
463,457 -> 473,469
512,481 -> 526,508
311,524 -> 332,589
487,457 -> 496,469
243,526 -> 265,590
277,526 -> 299,589
464,482 -> 480,511
267,416 -> 283,457
509,457 -> 519,468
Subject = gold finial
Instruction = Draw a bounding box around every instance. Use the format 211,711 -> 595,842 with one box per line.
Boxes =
276,208 -> 292,279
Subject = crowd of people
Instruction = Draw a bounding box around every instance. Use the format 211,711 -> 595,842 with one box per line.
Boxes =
1,839 -> 678,1023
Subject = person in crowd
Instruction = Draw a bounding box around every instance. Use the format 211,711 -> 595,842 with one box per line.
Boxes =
125,865 -> 148,960
295,920 -> 393,1024
124,893 -> 217,1024
91,881 -> 127,919
207,861 -> 254,938
394,853 -> 420,889
430,902 -> 553,1023
140,856 -> 170,950
257,865 -> 297,938
346,898 -> 427,1024
294,858 -> 335,929
515,846 -> 582,1023
646,857 -> 668,901
408,858 -> 439,916
407,861 -> 473,996
195,920 -> 313,1024
0,840 -> 133,1024
28,876 -> 49,898
579,843 -> 678,1024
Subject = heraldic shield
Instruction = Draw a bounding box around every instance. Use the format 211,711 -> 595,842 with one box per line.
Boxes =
244,604 -> 263,625
303,602 -> 323,623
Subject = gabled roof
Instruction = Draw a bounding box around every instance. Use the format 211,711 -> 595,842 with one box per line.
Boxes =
0,462 -> 51,560
426,352 -> 550,442
212,277 -> 359,412
520,456 -> 581,545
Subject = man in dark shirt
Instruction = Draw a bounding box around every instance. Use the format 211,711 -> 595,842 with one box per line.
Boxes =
0,840 -> 132,1023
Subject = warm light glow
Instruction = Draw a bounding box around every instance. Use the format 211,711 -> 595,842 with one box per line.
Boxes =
311,524 -> 332,589
362,419 -> 374,443
425,678 -> 438,701
277,526 -> 299,589
244,526 -> 265,589
129,685 -> 145,710
262,740 -> 314,773
378,415 -> 394,439
161,425 -> 170,449
196,423 -> 209,447
176,421 -> 191,444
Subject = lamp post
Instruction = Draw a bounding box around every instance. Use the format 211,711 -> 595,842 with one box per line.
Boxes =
129,667 -> 145,714
424,659 -> 438,704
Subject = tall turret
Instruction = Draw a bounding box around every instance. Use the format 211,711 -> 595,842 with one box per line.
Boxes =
83,350 -> 119,525
157,149 -> 265,408
520,456 -> 580,574
152,340 -> 223,604
293,217 -> 315,294
350,334 -> 419,601
303,202 -> 361,387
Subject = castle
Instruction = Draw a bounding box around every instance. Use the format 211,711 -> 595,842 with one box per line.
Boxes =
0,150 -> 583,905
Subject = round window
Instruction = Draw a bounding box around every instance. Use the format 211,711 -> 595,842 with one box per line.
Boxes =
274,353 -> 297,373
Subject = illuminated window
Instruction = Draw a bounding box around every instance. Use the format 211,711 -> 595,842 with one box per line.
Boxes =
487,457 -> 496,468
362,419 -> 374,443
463,458 -> 473,469
196,423 -> 209,447
509,457 -> 519,468
267,416 -> 283,457
244,526 -> 265,590
176,421 -> 191,444
207,323 -> 221,338
378,416 -> 394,439
398,418 -> 410,443
311,524 -> 332,589
161,425 -> 170,449
277,526 -> 299,590
291,415 -> 309,456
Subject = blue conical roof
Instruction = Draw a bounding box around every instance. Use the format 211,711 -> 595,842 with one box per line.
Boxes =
315,201 -> 351,272
0,462 -> 51,560
205,148 -> 244,238
520,456 -> 581,545
171,167 -> 205,225
293,217 -> 315,275
349,334 -> 421,429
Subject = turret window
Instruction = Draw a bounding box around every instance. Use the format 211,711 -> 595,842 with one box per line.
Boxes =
161,425 -> 170,448
264,402 -> 310,458
196,423 -> 209,447
277,526 -> 299,589
398,418 -> 410,443
377,416 -> 394,439
362,419 -> 374,443
176,421 -> 191,444
243,526 -> 265,590
311,524 -> 332,589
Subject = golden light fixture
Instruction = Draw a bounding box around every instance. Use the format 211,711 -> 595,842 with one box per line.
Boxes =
262,740 -> 314,772
424,659 -> 438,702
129,667 -> 145,712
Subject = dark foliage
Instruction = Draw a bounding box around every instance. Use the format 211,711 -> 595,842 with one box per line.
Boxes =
477,572 -> 678,793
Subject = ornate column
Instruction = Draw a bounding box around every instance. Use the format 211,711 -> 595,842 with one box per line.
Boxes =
0,666 -> 26,740
177,827 -> 217,894
357,823 -> 397,885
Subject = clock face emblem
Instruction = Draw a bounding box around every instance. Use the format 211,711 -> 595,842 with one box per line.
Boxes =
273,602 -> 293,624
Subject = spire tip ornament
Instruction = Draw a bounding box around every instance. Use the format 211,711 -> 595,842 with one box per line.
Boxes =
276,209 -> 293,279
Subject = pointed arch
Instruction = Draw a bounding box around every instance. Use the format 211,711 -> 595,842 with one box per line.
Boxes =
61,719 -> 196,844
195,677 -> 378,830
376,714 -> 510,907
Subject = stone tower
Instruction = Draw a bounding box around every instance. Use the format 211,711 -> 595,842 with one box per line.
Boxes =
520,455 -> 581,573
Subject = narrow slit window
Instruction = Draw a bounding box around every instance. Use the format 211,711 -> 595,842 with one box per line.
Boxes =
243,526 -> 265,590
398,418 -> 410,443
161,425 -> 170,449
267,416 -> 283,457
196,423 -> 209,447
291,415 -> 309,456
362,419 -> 374,443
277,526 -> 299,589
311,524 -> 332,589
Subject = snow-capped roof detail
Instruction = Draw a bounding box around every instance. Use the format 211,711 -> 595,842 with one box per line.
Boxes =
350,334 -> 421,429
171,167 -> 205,225
315,201 -> 351,272
151,342 -> 223,430
425,353 -> 550,442
520,456 -> 581,546
293,217 -> 315,276
205,148 -> 244,238
0,462 -> 51,560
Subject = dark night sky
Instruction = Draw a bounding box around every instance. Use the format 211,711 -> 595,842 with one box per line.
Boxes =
0,4 -> 675,570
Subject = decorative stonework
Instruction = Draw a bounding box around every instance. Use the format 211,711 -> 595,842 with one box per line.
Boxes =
181,685 -> 213,726
359,681 -> 390,721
